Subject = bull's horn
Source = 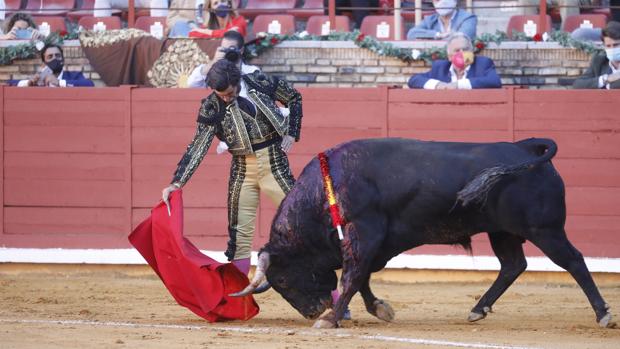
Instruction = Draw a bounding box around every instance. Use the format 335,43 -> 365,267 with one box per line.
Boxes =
252,280 -> 271,294
229,252 -> 271,297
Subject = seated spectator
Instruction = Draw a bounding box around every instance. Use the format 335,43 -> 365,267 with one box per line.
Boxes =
0,13 -> 44,40
168,0 -> 246,38
95,0 -> 168,17
573,21 -> 620,89
406,0 -> 476,40
407,32 -> 501,89
324,0 -> 379,29
16,44 -> 94,87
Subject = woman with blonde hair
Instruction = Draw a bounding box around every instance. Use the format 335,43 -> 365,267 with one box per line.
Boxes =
1,12 -> 44,40
168,0 -> 246,38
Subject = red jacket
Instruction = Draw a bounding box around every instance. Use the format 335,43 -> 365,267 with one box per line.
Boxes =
189,15 -> 247,38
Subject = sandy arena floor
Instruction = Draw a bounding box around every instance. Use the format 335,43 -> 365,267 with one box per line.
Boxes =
1,264 -> 619,349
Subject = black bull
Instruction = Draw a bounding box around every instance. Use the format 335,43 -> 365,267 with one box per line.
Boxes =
232,138 -> 613,328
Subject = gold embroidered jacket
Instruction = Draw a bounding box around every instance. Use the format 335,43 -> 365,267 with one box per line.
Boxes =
172,71 -> 303,186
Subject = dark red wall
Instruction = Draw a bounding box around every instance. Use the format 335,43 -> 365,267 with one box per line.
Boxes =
1,86 -> 618,258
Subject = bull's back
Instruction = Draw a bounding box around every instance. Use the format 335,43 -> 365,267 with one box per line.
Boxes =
322,137 -> 562,220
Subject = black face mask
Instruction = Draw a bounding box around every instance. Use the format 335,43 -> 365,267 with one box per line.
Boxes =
46,58 -> 64,75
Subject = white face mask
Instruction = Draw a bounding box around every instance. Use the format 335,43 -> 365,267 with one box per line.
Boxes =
605,47 -> 620,62
434,0 -> 457,16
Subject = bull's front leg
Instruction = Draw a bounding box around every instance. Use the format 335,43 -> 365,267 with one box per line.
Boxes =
360,277 -> 395,322
313,224 -> 375,328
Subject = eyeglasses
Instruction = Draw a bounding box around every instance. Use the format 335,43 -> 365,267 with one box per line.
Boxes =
45,53 -> 62,60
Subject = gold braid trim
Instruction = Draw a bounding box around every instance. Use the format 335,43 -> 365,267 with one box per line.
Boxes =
79,29 -> 151,48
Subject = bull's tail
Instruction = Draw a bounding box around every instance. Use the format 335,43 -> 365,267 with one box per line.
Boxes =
456,138 -> 558,207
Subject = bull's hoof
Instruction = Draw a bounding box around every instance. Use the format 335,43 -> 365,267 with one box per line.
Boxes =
374,299 -> 395,322
598,313 -> 616,328
468,306 -> 491,322
467,311 -> 486,322
312,319 -> 339,329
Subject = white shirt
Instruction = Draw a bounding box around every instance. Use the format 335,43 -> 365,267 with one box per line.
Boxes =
436,10 -> 458,36
422,64 -> 473,90
17,70 -> 67,87
598,61 -> 619,89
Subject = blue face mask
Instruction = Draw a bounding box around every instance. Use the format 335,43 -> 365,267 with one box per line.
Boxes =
605,47 -> 620,62
215,4 -> 231,18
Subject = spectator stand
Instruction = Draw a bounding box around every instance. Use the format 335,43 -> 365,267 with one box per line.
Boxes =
78,15 -> 122,30
250,14 -> 296,39
24,0 -> 76,16
305,15 -> 351,35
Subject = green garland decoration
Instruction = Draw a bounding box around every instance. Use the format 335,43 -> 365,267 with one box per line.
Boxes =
0,31 -> 78,66
1,28 -> 602,66
245,29 -> 603,63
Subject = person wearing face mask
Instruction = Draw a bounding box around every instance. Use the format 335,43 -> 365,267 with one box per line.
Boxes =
15,44 -> 94,87
573,21 -> 620,89
406,0 -> 477,40
407,32 -> 501,89
189,0 -> 246,38
168,0 -> 246,38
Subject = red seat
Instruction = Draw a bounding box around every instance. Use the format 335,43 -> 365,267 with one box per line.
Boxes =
305,15 -> 350,35
67,0 -> 121,22
251,14 -> 296,37
33,16 -> 68,33
506,15 -> 552,38
359,15 -> 405,40
562,14 -> 607,32
78,15 -> 122,30
4,0 -> 23,17
25,0 -> 76,16
289,0 -> 323,20
239,0 -> 296,20
134,16 -> 166,31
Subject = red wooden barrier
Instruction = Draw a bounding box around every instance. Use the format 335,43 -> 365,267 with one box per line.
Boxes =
1,86 -> 619,260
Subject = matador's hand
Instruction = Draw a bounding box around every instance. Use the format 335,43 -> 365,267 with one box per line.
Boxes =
281,135 -> 295,153
162,183 -> 181,215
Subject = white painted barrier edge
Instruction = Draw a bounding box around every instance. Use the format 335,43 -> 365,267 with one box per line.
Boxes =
1,248 -> 619,273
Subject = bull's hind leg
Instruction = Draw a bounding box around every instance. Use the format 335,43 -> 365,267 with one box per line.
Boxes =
360,276 -> 395,322
529,229 -> 614,328
468,232 -> 527,322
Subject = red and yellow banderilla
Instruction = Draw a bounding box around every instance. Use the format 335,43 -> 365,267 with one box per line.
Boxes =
318,152 -> 344,240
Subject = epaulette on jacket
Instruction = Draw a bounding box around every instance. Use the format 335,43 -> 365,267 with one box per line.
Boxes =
197,94 -> 225,125
243,71 -> 277,98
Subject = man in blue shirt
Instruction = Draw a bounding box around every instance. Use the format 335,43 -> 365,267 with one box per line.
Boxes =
406,0 -> 477,40
408,32 -> 501,89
